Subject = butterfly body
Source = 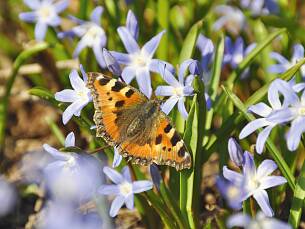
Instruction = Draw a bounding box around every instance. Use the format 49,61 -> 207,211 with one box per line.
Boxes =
87,72 -> 192,170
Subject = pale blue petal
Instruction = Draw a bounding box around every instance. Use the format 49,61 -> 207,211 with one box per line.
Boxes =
178,98 -> 188,119
117,27 -> 140,53
54,0 -> 69,13
24,0 -> 40,9
43,144 -> 70,161
80,64 -> 88,83
142,30 -> 165,58
132,181 -> 153,193
159,63 -> 180,87
292,44 -> 304,61
243,151 -> 256,176
103,167 -> 124,184
103,49 -> 122,76
125,194 -> 134,209
122,66 -> 136,84
293,83 -> 305,93
35,22 -> 48,41
183,85 -> 194,96
212,17 -> 227,31
256,160 -> 277,180
155,86 -> 174,97
248,103 -> 272,117
227,213 -> 251,228
136,69 -> 152,98
69,70 -> 86,91
19,12 -> 37,22
73,39 -> 88,58
65,132 -> 75,147
62,102 -> 80,124
161,96 -> 179,115
256,125 -> 274,154
268,64 -> 288,74
112,148 -> 122,168
253,190 -> 274,217
150,59 -> 175,74
239,118 -> 271,139
55,89 -> 76,103
267,108 -> 294,123
228,138 -> 244,166
48,15 -> 61,27
126,10 -> 139,40
178,59 -> 195,83
196,34 -> 214,58
90,6 -> 103,25
223,166 -> 243,184
287,117 -> 305,151
122,166 -> 132,183
270,52 -> 289,65
98,185 -> 120,195
245,43 -> 256,56
150,164 -> 161,190
93,41 -> 106,68
260,176 -> 287,190
109,195 -> 125,217
110,51 -> 131,65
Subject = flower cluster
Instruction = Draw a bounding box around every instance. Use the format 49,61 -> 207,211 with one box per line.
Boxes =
218,138 -> 286,216
240,78 -> 305,153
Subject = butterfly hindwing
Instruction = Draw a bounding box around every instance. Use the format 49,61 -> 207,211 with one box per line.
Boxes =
87,72 -> 192,170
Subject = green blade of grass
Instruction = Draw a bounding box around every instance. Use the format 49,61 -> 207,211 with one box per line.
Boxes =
289,161 -> 305,228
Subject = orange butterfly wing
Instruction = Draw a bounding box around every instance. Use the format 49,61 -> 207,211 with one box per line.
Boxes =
87,72 -> 192,170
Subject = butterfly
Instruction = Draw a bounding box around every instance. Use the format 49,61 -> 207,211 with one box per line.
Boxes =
87,72 -> 192,171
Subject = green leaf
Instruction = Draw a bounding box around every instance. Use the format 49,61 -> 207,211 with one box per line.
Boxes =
289,161 -> 305,228
222,86 -> 295,190
180,77 -> 206,229
179,20 -> 203,63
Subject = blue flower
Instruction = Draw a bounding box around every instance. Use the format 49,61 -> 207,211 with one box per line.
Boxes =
103,48 -> 122,76
241,0 -> 279,15
223,151 -> 286,216
110,10 -> 167,98
58,7 -> 107,68
112,147 -> 122,168
269,44 -> 305,78
155,59 -> 198,119
216,176 -> 243,210
224,36 -> 256,78
19,0 -> 69,41
228,137 -> 244,166
98,166 -> 153,217
227,212 -> 292,229
213,5 -> 246,35
43,132 -> 103,203
55,66 -> 92,125
239,79 -> 303,153
266,84 -> 305,151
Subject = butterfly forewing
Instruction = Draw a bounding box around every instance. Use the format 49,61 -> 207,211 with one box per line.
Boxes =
87,72 -> 192,170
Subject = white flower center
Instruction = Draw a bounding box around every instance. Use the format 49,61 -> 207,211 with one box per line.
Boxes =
77,89 -> 90,102
233,54 -> 243,64
119,181 -> 133,197
64,156 -> 77,170
86,25 -> 104,40
298,107 -> 305,116
247,178 -> 260,190
131,52 -> 150,68
38,6 -> 54,21
173,87 -> 184,96
227,186 -> 239,199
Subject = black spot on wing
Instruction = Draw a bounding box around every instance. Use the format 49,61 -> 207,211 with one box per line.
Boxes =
99,78 -> 110,85
164,124 -> 172,133
155,134 -> 162,145
115,100 -> 125,107
111,81 -> 125,92
178,147 -> 185,157
125,89 -> 134,98
170,132 -> 180,146
162,146 -> 166,151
